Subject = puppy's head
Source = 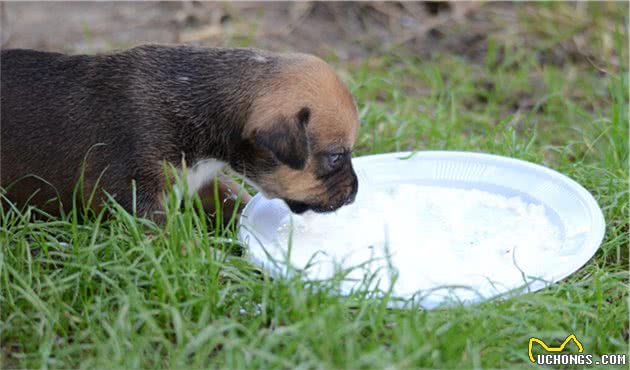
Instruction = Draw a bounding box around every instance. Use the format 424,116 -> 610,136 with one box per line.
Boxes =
238,53 -> 359,214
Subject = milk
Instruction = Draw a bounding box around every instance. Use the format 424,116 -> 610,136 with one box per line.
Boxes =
275,184 -> 563,301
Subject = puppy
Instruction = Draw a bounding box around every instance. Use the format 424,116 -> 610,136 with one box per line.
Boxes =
0,45 -> 359,220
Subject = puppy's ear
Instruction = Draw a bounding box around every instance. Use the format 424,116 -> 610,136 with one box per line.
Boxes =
253,107 -> 311,170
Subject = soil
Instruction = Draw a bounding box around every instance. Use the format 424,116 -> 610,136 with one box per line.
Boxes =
1,1 -> 504,61
1,2 -> 623,75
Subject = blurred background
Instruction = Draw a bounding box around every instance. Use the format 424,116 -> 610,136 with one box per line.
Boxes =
1,1 -> 625,67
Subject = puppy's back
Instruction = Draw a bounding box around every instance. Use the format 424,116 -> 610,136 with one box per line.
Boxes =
1,49 -> 128,212
0,45 -> 300,215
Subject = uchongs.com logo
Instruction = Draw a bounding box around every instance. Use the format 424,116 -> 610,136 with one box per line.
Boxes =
528,334 -> 627,366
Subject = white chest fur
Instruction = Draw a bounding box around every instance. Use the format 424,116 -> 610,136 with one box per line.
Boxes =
184,158 -> 226,194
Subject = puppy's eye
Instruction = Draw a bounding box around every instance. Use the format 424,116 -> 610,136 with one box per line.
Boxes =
327,153 -> 344,168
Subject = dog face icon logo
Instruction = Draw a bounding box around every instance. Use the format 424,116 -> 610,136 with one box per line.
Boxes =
528,334 -> 584,363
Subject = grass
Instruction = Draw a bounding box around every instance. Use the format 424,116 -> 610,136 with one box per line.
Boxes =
1,3 -> 628,369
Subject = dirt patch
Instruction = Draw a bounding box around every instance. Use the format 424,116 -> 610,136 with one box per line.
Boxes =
0,2 -> 513,60
1,2 -> 626,68
1,2 -> 183,53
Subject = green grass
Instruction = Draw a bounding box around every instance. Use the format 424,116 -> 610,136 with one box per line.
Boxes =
1,3 -> 628,369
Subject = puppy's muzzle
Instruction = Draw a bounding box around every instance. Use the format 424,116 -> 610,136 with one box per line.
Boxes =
285,170 -> 358,214
344,174 -> 358,205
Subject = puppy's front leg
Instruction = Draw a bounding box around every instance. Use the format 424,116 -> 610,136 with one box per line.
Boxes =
196,176 -> 252,224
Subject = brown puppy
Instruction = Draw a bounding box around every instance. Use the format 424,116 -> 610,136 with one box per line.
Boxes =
0,45 -> 359,220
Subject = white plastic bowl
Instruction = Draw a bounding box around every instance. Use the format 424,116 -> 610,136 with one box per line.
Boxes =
238,151 -> 605,308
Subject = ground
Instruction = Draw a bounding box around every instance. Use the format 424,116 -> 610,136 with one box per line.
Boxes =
1,2 -> 628,369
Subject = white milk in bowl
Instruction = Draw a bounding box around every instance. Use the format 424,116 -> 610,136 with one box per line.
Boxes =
275,184 -> 563,300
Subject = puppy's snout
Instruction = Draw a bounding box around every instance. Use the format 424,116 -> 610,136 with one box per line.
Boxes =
344,172 -> 359,206
344,192 -> 356,205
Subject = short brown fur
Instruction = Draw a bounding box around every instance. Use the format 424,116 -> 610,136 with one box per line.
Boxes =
244,54 -> 359,207
1,45 -> 359,218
